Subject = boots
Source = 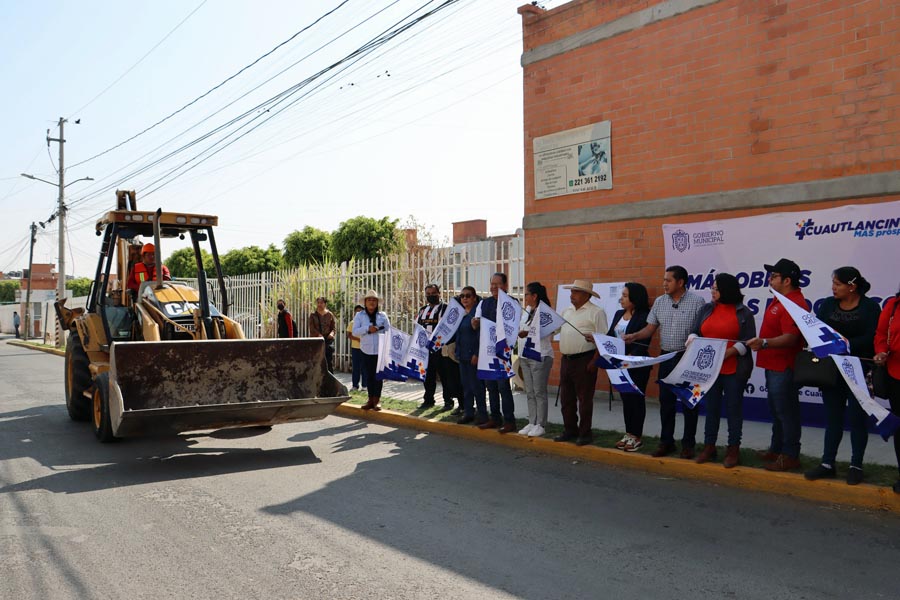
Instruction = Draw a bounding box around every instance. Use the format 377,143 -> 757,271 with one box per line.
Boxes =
361,397 -> 375,410
695,444 -> 717,464
724,445 -> 740,468
370,397 -> 382,411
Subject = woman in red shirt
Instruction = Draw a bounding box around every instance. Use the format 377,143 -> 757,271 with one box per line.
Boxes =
688,273 -> 757,468
874,288 -> 900,494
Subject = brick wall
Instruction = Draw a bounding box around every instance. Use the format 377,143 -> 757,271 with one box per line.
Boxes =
520,0 -> 899,387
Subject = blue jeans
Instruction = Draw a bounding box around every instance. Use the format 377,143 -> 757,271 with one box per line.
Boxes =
351,348 -> 367,388
703,373 -> 745,447
765,368 -> 801,458
459,360 -> 486,419
486,378 -> 515,423
821,379 -> 868,468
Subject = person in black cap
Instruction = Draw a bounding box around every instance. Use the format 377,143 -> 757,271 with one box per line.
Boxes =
747,258 -> 806,472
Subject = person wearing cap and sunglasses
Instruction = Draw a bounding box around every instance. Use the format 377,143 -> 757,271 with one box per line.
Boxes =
746,258 -> 806,472
623,265 -> 705,458
126,242 -> 171,294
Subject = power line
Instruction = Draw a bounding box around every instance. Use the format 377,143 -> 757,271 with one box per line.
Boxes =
67,0 -> 209,119
67,0 -> 353,170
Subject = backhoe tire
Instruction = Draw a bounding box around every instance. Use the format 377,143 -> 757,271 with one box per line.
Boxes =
64,333 -> 92,422
92,372 -> 116,443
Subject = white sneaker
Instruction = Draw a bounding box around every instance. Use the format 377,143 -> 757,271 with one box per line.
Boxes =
528,424 -> 545,437
624,437 -> 643,452
518,424 -> 534,435
615,434 -> 633,450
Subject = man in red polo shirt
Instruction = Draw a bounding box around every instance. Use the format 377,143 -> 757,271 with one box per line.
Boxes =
747,258 -> 805,472
127,243 -> 171,294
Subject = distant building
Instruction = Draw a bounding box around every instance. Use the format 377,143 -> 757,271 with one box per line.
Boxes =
450,219 -> 524,294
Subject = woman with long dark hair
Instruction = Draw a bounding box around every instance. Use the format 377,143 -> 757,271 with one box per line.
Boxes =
689,273 -> 756,468
875,281 -> 900,494
517,282 -> 557,437
806,267 -> 880,485
352,290 -> 390,411
607,282 -> 651,451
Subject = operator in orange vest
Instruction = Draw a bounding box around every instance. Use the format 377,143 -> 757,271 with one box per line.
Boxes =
127,243 -> 171,294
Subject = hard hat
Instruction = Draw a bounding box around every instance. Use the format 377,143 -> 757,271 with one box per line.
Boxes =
141,243 -> 156,254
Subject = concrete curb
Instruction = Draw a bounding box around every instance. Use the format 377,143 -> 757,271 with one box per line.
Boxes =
6,339 -> 65,357
335,404 -> 900,515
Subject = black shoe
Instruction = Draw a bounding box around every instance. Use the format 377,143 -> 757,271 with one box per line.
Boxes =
804,464 -> 836,481
575,436 -> 593,446
439,403 -> 454,412
554,432 -> 577,442
420,401 -> 435,409
450,407 -> 463,416
846,467 -> 864,486
457,415 -> 475,425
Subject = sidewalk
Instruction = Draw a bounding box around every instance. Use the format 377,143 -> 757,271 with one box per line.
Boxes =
332,372 -> 898,467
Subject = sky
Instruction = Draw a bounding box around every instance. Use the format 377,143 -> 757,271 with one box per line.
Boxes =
0,0 -> 567,278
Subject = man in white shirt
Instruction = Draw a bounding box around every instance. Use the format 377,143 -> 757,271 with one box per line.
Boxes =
555,279 -> 608,446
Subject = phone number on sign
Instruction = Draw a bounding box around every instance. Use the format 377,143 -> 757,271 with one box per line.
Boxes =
569,174 -> 607,186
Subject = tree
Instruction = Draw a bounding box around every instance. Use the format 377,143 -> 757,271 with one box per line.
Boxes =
66,277 -> 92,298
166,247 -> 215,279
220,244 -> 284,276
331,216 -> 402,263
0,280 -> 19,303
284,226 -> 331,266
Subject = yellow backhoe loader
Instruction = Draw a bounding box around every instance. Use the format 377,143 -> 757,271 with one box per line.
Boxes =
56,190 -> 347,442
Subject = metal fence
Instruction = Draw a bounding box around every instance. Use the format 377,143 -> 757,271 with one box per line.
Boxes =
183,239 -> 525,371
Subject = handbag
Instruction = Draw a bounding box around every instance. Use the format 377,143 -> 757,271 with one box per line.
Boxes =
793,350 -> 839,388
873,299 -> 898,398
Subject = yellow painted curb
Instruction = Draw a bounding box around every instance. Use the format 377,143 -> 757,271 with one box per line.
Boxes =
6,339 -> 65,357
335,404 -> 900,515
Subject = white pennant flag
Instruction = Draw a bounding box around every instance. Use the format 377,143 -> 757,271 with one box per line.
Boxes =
771,288 -> 849,358
591,334 -> 642,395
427,297 -> 465,352
538,301 -> 566,338
495,289 -> 522,361
400,324 -> 431,381
831,355 -> 900,440
376,326 -> 410,382
593,333 -> 681,370
658,337 -> 728,408
477,318 -> 514,380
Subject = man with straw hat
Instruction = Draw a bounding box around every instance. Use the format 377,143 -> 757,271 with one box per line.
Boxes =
555,279 -> 608,446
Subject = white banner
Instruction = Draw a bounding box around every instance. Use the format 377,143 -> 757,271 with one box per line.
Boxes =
831,355 -> 900,440
495,289 -> 522,361
376,326 -> 409,382
427,297 -> 464,352
663,200 -> 900,420
401,324 -> 431,381
592,334 -> 641,395
771,288 -> 849,357
520,301 -> 566,361
533,121 -> 612,200
477,318 -> 513,380
658,338 -> 728,409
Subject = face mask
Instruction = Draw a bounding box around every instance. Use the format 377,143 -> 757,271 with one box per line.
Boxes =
277,304 -> 284,311
426,295 -> 440,304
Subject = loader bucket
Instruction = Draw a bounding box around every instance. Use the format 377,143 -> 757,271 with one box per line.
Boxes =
107,338 -> 348,437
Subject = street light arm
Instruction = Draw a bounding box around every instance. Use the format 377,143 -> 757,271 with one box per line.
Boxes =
64,176 -> 94,188
20,173 -> 57,187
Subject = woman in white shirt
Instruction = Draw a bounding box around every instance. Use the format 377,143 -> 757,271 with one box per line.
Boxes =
352,290 -> 390,411
517,282 -> 557,437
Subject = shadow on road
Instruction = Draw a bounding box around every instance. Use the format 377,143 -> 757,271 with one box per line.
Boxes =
0,404 -> 320,495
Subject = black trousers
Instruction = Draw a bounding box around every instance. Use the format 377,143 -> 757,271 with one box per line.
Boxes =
423,352 -> 462,404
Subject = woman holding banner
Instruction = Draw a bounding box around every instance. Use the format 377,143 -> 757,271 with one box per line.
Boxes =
689,273 -> 756,468
805,267 -> 880,485
353,290 -> 390,411
607,283 -> 651,452
455,286 -> 486,425
517,282 -> 556,437
874,285 -> 900,494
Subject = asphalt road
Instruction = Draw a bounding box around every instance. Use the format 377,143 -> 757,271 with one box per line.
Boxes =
1,339 -> 899,600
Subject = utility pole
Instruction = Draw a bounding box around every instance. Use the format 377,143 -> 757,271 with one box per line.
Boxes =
24,222 -> 37,342
47,117 -> 66,343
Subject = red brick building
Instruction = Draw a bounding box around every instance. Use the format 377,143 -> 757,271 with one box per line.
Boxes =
519,0 -> 898,381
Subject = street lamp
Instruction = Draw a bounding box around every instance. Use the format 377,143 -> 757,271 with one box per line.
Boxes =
19,168 -> 93,346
